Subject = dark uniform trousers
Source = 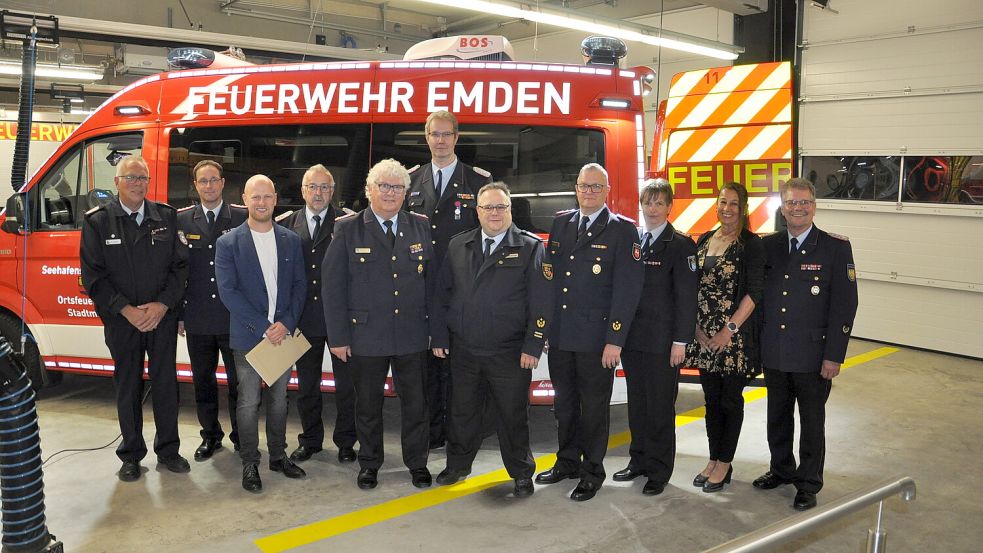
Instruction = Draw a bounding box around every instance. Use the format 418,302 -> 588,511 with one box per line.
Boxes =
323,208 -> 435,471
621,349 -> 680,482
279,206 -> 356,450
178,202 -> 246,444
760,226 -> 858,495
431,225 -> 550,479
545,207 -> 644,486
81,201 -> 188,463
405,161 -> 491,444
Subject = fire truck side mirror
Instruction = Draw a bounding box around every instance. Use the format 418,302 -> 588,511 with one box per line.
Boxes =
1,193 -> 29,235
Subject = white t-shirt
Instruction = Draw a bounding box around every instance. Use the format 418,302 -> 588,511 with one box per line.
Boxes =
251,228 -> 278,323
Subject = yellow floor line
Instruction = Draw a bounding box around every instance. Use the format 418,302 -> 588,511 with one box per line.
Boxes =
255,346 -> 898,552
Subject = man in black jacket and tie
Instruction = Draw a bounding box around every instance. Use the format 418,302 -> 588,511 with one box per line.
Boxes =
277,165 -> 357,464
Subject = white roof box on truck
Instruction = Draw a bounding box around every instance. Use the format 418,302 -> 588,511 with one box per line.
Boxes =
403,35 -> 514,62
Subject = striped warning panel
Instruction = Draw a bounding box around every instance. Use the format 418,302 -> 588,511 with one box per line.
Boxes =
669,196 -> 780,236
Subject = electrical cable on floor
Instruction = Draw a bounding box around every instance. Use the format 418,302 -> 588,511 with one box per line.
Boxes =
40,384 -> 152,468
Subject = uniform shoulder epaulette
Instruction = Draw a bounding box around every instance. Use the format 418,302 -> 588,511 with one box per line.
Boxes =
84,204 -> 105,216
518,228 -> 541,240
410,211 -> 429,219
407,164 -> 421,174
675,230 -> 691,238
555,208 -> 577,216
472,165 -> 491,178
615,213 -> 636,224
177,205 -> 195,212
827,232 -> 850,241
230,203 -> 247,210
156,201 -> 176,212
274,210 -> 294,223
335,210 -> 358,222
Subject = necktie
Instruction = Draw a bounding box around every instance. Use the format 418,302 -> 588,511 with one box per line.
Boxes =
206,209 -> 215,228
790,236 -> 799,254
483,237 -> 494,260
129,211 -> 140,226
577,216 -> 589,240
384,220 -> 395,248
641,231 -> 652,252
312,214 -> 322,241
435,169 -> 443,198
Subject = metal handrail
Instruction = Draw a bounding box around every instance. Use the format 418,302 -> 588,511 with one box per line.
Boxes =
702,476 -> 916,553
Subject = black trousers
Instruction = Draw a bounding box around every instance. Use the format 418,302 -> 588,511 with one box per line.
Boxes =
548,349 -> 614,486
186,332 -> 238,444
426,352 -> 450,444
764,369 -> 832,494
446,347 -> 535,479
350,352 -> 429,471
622,349 -> 680,484
700,370 -> 751,463
104,313 -> 180,463
295,337 -> 357,449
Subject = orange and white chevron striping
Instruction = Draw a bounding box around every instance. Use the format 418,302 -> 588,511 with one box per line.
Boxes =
669,196 -> 782,236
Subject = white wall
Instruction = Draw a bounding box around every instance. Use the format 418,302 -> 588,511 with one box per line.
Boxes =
801,0 -> 983,358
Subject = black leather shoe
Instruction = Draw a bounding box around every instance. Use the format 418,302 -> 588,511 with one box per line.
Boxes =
157,455 -> 191,474
242,464 -> 262,493
435,467 -> 470,486
289,445 -> 322,463
793,490 -> 817,511
194,438 -> 222,461
337,446 -> 357,463
118,461 -> 141,482
612,466 -> 646,482
357,468 -> 378,490
270,458 -> 306,479
514,478 -> 534,498
693,472 -> 710,487
753,471 -> 790,490
570,480 -> 598,502
702,466 -> 733,493
535,467 -> 578,485
410,468 -> 432,488
642,479 -> 667,496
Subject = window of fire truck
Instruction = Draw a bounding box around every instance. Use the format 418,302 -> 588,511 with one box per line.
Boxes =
35,132 -> 143,229
802,156 -> 901,202
381,124 -> 605,233
167,125 -> 370,216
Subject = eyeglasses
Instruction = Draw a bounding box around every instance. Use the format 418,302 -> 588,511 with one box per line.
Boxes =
477,204 -> 510,213
575,183 -> 606,193
784,199 -> 815,208
117,175 -> 150,184
304,183 -> 335,193
195,177 -> 222,186
376,182 -> 407,194
427,131 -> 456,140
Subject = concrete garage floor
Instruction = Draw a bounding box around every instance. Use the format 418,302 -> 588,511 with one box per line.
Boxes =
30,339 -> 983,553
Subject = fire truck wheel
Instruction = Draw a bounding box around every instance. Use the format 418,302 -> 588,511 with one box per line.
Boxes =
0,312 -> 58,392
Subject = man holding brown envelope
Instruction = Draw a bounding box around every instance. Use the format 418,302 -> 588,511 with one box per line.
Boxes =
216,174 -> 308,493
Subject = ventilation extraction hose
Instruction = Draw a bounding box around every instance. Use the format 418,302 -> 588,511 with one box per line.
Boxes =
10,24 -> 37,193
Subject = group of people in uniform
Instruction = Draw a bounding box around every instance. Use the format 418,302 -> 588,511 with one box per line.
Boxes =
79,109 -> 857,510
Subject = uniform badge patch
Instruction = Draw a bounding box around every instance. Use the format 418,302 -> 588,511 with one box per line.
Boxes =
687,255 -> 697,272
543,263 -> 553,281
536,318 -> 546,328
590,244 -> 608,249
842,325 -> 851,334
632,242 -> 641,261
418,263 -> 424,274
611,321 -> 622,332
811,285 -> 820,296
847,264 -> 856,282
177,230 -> 188,246
409,243 -> 423,254
592,263 -> 602,275
187,233 -> 201,240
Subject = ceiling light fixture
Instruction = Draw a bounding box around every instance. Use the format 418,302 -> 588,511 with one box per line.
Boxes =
406,0 -> 741,60
0,60 -> 103,81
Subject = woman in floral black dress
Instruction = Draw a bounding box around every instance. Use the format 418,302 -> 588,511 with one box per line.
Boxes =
686,182 -> 764,492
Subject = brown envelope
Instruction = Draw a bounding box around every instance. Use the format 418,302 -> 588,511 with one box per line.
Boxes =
244,329 -> 312,386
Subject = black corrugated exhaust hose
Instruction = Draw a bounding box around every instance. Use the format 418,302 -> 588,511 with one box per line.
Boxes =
10,25 -> 37,193
0,336 -> 57,553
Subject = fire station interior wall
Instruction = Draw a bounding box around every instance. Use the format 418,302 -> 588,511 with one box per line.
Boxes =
800,0 -> 983,359
510,6 -> 736,169
0,114 -> 83,206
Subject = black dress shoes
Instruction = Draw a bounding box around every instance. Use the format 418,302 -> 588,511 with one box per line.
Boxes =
570,480 -> 599,502
118,461 -> 141,482
752,471 -> 790,490
242,464 -> 262,493
289,445 -> 322,463
535,467 -> 578,485
435,467 -> 471,486
410,468 -> 433,488
337,446 -> 357,463
612,466 -> 646,482
357,468 -> 378,490
693,472 -> 710,487
270,458 -> 306,479
514,478 -> 534,498
642,479 -> 667,496
157,455 -> 191,474
702,466 -> 733,493
194,438 -> 222,461
793,490 -> 817,511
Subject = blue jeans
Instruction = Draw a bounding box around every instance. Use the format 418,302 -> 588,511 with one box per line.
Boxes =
234,351 -> 290,466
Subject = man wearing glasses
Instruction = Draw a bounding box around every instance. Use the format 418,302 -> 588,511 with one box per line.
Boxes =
323,159 -> 435,490
535,163 -> 644,501
754,177 -> 858,511
430,182 -> 552,498
276,165 -> 357,465
405,110 -> 493,450
81,155 -> 191,482
177,160 -> 247,461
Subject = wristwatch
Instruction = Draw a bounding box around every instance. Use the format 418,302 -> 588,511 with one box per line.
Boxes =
726,321 -> 739,333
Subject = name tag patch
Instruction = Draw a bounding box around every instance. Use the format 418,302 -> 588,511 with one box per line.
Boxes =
409,243 -> 424,254
105,238 -> 122,245
355,247 -> 371,254
456,193 -> 475,200
590,244 -> 608,249
801,263 -> 822,271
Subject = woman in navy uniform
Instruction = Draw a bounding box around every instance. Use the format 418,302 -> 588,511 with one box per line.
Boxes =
614,179 -> 698,496
685,182 -> 764,493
